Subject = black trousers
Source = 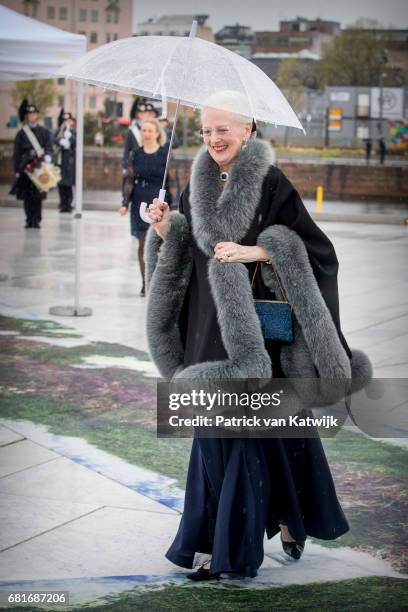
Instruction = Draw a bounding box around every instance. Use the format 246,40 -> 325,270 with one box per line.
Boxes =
24,193 -> 42,225
58,185 -> 74,211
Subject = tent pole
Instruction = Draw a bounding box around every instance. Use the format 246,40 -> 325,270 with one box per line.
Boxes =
49,79 -> 91,317
74,80 -> 83,312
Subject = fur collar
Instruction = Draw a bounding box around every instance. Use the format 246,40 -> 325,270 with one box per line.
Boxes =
189,139 -> 274,256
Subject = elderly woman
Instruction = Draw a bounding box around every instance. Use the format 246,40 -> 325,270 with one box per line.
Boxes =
144,91 -> 372,580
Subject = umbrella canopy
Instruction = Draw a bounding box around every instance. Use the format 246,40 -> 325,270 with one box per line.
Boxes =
0,5 -> 86,80
57,34 -> 304,131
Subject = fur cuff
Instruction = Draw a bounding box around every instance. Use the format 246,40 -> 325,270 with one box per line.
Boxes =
145,212 -> 193,379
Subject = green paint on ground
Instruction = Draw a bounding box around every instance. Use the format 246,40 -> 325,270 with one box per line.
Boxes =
3,577 -> 407,612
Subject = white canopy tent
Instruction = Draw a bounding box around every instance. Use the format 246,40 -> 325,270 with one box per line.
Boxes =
0,5 -> 88,315
0,5 -> 86,80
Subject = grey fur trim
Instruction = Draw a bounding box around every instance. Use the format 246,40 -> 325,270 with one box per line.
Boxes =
257,224 -> 352,382
145,212 -> 193,379
144,225 -> 163,291
350,349 -> 373,392
175,260 -> 272,380
189,139 -> 275,256
257,224 -> 374,403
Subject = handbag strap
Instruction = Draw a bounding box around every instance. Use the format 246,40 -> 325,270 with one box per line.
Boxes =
23,124 -> 44,158
251,259 -> 289,302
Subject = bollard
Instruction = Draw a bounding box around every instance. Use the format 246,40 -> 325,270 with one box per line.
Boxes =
316,185 -> 324,212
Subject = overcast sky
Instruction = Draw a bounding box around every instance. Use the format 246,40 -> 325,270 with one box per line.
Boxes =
132,0 -> 408,32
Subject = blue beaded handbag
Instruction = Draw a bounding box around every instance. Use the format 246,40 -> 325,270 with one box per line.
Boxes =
251,260 -> 293,344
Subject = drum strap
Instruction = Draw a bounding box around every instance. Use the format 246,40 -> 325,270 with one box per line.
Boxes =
23,125 -> 44,158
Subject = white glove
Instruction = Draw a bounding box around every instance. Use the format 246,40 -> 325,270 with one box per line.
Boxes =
59,138 -> 70,149
44,154 -> 52,163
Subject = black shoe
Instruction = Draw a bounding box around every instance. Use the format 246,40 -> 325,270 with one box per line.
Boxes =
33,222 -> 41,229
279,520 -> 305,560
24,221 -> 32,228
280,533 -> 305,560
186,566 -> 221,581
140,283 -> 145,296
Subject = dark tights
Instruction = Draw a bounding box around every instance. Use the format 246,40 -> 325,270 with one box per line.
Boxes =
137,234 -> 146,287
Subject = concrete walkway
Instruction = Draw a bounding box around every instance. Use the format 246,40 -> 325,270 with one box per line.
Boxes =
0,207 -> 407,606
0,417 -> 403,606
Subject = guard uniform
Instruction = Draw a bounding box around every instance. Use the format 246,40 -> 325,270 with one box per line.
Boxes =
10,100 -> 53,228
54,110 -> 76,212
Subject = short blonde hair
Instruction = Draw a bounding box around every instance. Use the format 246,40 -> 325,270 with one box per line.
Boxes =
140,118 -> 167,146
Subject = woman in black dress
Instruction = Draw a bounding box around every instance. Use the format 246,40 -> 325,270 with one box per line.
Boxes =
144,91 -> 372,580
119,118 -> 172,295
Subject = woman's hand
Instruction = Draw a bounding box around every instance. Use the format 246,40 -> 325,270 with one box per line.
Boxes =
119,206 -> 128,216
214,242 -> 270,263
148,198 -> 171,240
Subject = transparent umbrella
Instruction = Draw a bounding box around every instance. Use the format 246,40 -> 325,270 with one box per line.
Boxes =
57,21 -> 304,216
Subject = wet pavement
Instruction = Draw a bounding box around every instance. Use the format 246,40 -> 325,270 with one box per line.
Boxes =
0,206 -> 407,606
1,184 -> 407,223
0,207 -> 407,375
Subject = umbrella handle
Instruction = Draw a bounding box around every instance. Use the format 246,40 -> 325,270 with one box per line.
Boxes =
139,201 -> 153,224
139,189 -> 167,224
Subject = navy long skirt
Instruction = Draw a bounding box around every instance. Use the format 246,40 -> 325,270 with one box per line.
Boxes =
165,433 -> 349,578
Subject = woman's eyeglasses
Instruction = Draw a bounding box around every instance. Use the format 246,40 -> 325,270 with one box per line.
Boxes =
199,126 -> 232,139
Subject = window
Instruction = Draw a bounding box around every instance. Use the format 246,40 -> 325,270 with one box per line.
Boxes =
79,8 -> 87,22
7,115 -> 18,129
112,33 -> 118,41
57,77 -> 65,85
24,1 -> 38,18
58,95 -> 65,107
46,6 -> 55,19
91,10 -> 98,22
90,32 -> 98,43
59,7 -> 67,20
89,96 -> 96,109
44,117 -> 53,129
107,10 -> 119,24
106,33 -> 111,43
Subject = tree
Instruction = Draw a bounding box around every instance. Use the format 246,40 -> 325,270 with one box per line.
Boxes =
276,58 -> 305,112
320,27 -> 401,87
11,79 -> 57,116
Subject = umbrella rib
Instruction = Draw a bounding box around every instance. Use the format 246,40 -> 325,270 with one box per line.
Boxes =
152,38 -> 183,99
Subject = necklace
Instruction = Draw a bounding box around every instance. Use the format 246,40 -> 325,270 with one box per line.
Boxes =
220,171 -> 229,182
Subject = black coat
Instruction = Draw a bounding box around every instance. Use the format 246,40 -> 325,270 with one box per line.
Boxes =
178,166 -> 352,369
122,123 -> 141,171
10,124 -> 53,200
54,126 -> 76,187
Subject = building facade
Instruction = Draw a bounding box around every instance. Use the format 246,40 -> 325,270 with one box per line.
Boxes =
0,0 -> 133,140
135,14 -> 214,42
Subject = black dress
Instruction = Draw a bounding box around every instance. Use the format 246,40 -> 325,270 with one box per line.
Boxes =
126,146 -> 172,238
165,167 -> 350,578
